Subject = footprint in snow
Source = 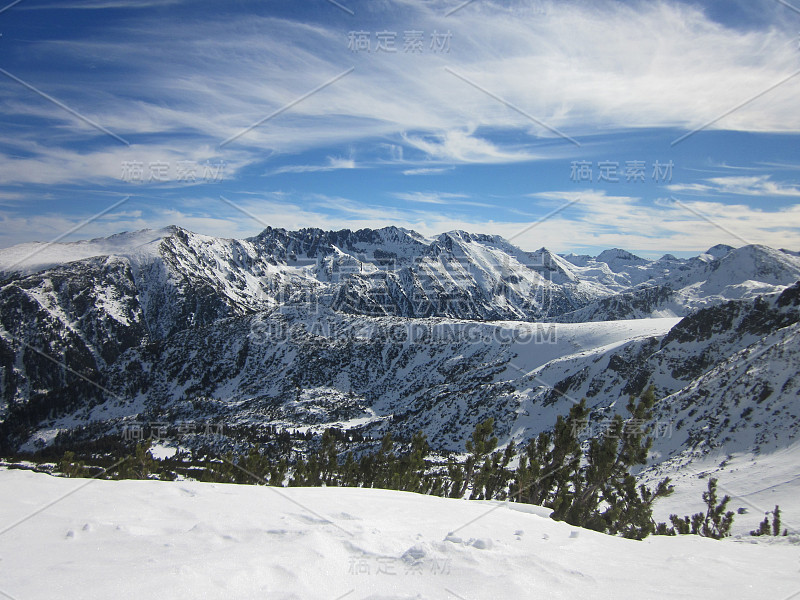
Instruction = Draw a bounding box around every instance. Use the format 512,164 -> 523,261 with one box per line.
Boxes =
292,513 -> 333,525
401,545 -> 427,563
443,533 -> 492,550
444,532 -> 462,544
333,512 -> 360,521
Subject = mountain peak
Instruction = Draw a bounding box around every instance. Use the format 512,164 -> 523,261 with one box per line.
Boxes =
596,248 -> 645,263
704,244 -> 735,260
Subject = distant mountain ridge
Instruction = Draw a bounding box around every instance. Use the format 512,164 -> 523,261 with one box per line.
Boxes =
2,226 -> 798,323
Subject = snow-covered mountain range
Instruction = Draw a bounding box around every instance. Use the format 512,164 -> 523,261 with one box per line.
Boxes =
3,226 -> 797,323
0,225 -> 799,518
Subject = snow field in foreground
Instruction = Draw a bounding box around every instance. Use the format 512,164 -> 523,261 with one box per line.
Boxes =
1,469 -> 799,600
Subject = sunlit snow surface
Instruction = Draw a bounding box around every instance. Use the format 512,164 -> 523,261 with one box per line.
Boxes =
1,469 -> 798,599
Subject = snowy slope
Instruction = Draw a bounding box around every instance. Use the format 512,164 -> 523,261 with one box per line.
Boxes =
639,319 -> 800,531
8,312 -> 680,453
0,227 -> 174,277
648,442 -> 800,538
1,468 -> 798,600
534,282 -> 800,404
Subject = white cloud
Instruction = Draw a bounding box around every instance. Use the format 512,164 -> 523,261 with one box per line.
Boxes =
516,190 -> 800,252
391,191 -> 482,206
402,129 -> 542,164
268,156 -> 359,176
0,137 -> 250,186
667,175 -> 800,197
393,192 -> 463,205
402,167 -> 453,176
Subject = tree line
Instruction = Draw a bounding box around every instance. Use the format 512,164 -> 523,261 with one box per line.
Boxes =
49,386 -> 779,540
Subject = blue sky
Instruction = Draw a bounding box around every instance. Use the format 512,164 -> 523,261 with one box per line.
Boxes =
0,0 -> 799,258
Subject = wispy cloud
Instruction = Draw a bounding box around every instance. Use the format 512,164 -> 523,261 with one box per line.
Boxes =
667,175 -> 800,197
402,129 -> 542,164
3,1 -> 800,187
520,189 -> 800,252
268,156 -> 359,176
393,191 -> 467,205
2,0 -> 800,254
402,167 -> 454,176
392,191 -> 493,208
0,139 -> 249,186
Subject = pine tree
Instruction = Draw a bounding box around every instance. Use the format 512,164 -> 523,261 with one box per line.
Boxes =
397,430 -> 429,493
319,429 -> 339,485
117,442 -> 158,480
428,475 -> 446,497
201,451 -> 237,483
772,505 -> 781,537
751,515 -> 771,537
462,418 -> 498,498
655,521 -> 675,536
340,452 -> 358,487
358,453 -> 376,488
268,457 -> 288,486
510,399 -> 588,508
289,455 -> 307,486
669,514 -> 691,535
240,447 -> 270,483
305,451 -> 322,486
670,478 -> 735,539
446,457 -> 465,498
552,387 -> 673,539
700,478 -> 735,539
58,450 -> 87,478
374,432 -> 395,489
750,505 -> 783,537
479,441 -> 515,500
